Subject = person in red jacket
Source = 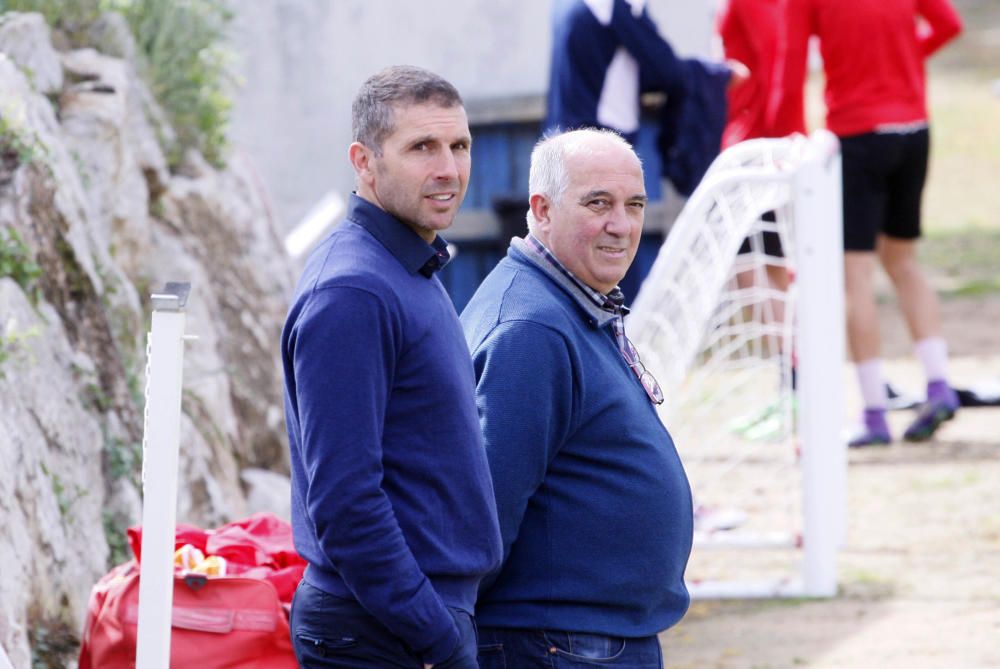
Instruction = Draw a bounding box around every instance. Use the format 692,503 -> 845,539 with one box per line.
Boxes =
717,0 -> 806,409
771,0 -> 963,446
718,0 -> 806,148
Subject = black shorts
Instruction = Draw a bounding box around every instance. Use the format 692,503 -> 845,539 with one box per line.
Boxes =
840,128 -> 929,251
738,210 -> 784,258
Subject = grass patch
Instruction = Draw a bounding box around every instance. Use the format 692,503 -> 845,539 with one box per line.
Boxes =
0,226 -> 43,301
0,320 -> 40,378
39,462 -> 88,520
946,277 -> 1000,298
840,568 -> 895,600
0,113 -> 44,167
0,0 -> 103,41
28,617 -> 79,669
919,227 -> 1000,297
116,0 -> 235,167
103,510 -> 132,566
909,473 -> 964,492
104,434 -> 141,488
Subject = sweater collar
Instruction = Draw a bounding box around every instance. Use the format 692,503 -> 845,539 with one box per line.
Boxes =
345,193 -> 451,277
510,235 -> 625,327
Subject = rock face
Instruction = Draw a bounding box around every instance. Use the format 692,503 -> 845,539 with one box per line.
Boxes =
0,12 -> 294,667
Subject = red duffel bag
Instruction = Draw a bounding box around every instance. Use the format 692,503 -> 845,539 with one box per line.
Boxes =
79,513 -> 303,669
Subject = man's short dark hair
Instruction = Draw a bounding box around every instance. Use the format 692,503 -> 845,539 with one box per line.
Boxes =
352,65 -> 464,154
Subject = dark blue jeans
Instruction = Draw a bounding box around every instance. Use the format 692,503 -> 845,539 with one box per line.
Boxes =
476,627 -> 663,668
290,580 -> 479,668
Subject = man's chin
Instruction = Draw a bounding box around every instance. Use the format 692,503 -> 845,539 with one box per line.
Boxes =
596,268 -> 630,291
394,212 -> 457,240
419,214 -> 459,233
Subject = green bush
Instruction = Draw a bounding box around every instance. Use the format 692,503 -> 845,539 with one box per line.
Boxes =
0,0 -> 103,41
0,113 -> 43,167
115,0 -> 235,167
0,225 -> 42,301
0,0 -> 235,168
0,322 -> 40,378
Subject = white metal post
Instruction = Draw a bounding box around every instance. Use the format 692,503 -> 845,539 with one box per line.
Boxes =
0,644 -> 13,669
794,131 -> 846,597
135,282 -> 191,669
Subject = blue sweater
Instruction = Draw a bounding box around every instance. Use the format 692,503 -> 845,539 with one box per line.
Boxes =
281,195 -> 502,663
460,243 -> 693,635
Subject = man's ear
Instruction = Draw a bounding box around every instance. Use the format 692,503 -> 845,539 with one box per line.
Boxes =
529,193 -> 553,234
349,142 -> 375,188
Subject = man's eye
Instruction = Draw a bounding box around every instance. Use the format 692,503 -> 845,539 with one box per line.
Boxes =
588,199 -> 610,208
629,201 -> 646,210
452,142 -> 470,152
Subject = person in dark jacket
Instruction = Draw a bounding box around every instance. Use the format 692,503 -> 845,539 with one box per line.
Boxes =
545,0 -> 740,195
281,65 -> 502,669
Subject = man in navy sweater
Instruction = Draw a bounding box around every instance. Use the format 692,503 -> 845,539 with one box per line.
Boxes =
462,129 -> 692,668
281,65 -> 502,668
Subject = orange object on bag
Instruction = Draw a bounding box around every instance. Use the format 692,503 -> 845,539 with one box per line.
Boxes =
78,513 -> 303,669
174,544 -> 206,570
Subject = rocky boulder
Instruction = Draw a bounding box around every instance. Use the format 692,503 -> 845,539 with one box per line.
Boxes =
0,12 -> 294,667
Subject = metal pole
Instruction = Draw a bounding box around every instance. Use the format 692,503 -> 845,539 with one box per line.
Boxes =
0,643 -> 14,669
794,132 -> 846,596
135,282 -> 191,668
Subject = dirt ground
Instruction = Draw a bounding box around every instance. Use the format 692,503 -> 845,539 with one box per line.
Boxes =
659,0 -> 999,660
658,293 -> 1000,668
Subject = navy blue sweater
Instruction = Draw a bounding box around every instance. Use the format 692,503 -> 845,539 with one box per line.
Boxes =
460,243 -> 693,635
281,195 -> 502,663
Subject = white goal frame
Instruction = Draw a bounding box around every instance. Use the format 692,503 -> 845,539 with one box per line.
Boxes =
630,131 -> 847,598
136,282 -> 192,668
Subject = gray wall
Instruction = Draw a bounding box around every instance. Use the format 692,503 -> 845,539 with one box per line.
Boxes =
228,0 -> 715,232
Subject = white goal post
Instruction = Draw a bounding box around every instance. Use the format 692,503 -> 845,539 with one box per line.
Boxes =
629,131 -> 846,598
136,282 -> 193,668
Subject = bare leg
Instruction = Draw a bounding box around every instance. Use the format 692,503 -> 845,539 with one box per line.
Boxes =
844,251 -> 881,362
765,264 -> 790,327
877,235 -> 958,440
876,235 -> 941,341
844,251 -> 893,445
734,262 -> 790,331
765,263 -> 791,292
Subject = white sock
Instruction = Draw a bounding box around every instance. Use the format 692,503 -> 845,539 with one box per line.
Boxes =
914,337 -> 949,383
856,358 -> 888,409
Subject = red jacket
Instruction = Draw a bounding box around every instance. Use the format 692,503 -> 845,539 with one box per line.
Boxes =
771,0 -> 962,137
718,0 -> 806,146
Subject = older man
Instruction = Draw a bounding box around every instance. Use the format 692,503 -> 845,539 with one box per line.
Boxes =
461,129 -> 692,669
282,65 -> 502,668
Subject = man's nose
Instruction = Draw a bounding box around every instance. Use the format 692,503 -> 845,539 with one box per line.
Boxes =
604,204 -> 632,235
432,149 -> 461,182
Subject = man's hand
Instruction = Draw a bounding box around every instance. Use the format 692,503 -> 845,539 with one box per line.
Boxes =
424,664 -> 434,669
726,59 -> 751,90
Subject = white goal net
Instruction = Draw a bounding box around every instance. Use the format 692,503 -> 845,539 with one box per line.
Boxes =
630,131 -> 847,598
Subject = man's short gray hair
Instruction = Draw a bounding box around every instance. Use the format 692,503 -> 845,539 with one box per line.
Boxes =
352,65 -> 464,154
526,128 -> 641,234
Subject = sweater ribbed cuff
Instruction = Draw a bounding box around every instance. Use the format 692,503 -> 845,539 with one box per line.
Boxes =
419,609 -> 460,666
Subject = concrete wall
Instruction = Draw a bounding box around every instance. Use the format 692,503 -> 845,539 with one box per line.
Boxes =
228,0 -> 716,232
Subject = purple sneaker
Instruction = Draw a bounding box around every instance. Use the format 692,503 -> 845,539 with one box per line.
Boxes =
903,380 -> 959,442
848,408 -> 891,448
